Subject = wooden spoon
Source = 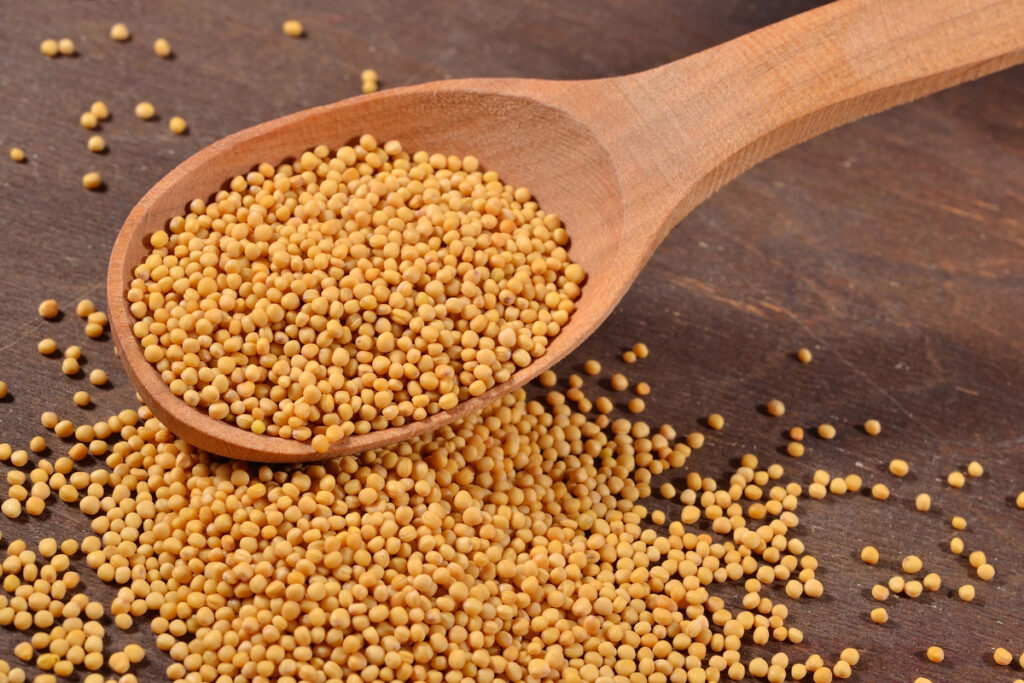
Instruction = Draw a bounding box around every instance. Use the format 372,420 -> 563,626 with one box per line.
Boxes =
108,0 -> 1024,462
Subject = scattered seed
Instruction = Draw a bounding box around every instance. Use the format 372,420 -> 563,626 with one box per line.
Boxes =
38,338 -> 58,355
622,350 -> 637,363
889,459 -> 909,477
871,483 -> 890,500
994,648 -> 1013,666
977,564 -> 995,581
29,436 -> 46,452
926,646 -> 944,663
863,419 -> 881,435
10,147 -> 26,162
61,358 -> 79,375
950,537 -> 964,554
88,369 -> 107,386
90,101 -> 110,120
282,19 -> 304,37
38,299 -> 59,319
767,399 -> 786,417
1017,491 -> 1024,509
632,342 -> 649,359
659,482 -> 675,499
969,550 -> 986,568
870,607 -> 888,624
787,442 -> 805,458
168,116 -> 187,134
860,546 -> 879,565
81,172 -> 102,190
957,584 -> 975,601
904,580 -> 923,598
707,413 -> 724,430
86,135 -> 106,153
951,516 -> 966,530
915,493 -> 931,512
634,381 -> 650,396
966,460 -> 983,477
628,398 -> 645,414
109,23 -> 130,41
947,471 -> 965,488
361,80 -> 378,94
798,347 -> 813,363
57,38 -> 75,55
789,426 -> 804,441
817,424 -> 836,439
80,111 -> 99,129
871,584 -> 889,601
153,38 -> 172,57
923,572 -> 942,591
583,360 -> 601,375
687,431 -> 704,449
0,380 -> 7,398
40,39 -> 59,57
134,102 -> 155,120
902,555 -> 923,574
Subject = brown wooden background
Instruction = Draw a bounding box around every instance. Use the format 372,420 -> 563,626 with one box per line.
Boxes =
1,1 -> 1023,680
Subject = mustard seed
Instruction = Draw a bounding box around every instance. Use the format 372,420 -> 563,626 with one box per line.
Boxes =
632,342 -> 649,359
29,436 -> 45,453
134,102 -> 155,120
767,399 -> 785,417
994,648 -> 1013,666
622,350 -> 637,363
1017,491 -> 1024,509
61,358 -> 79,375
361,80 -> 379,94
817,423 -> 836,439
153,38 -> 172,57
687,431 -> 704,449
787,442 -> 805,457
90,101 -> 109,120
952,516 -> 966,530
634,381 -> 650,396
923,572 -> 942,591
40,39 -> 59,57
863,419 -> 881,435
915,493 -> 931,512
902,555 -> 923,573
38,338 -> 58,355
798,347 -> 813,363
966,460 -> 983,477
628,398 -> 645,414
88,369 -> 106,386
86,135 -> 105,153
73,391 -> 90,407
0,381 -> 7,398
969,550 -> 986,568
583,360 -> 601,375
57,38 -> 75,55
870,607 -> 888,624
109,23 -> 130,41
610,373 -> 628,391
80,111 -> 99,129
860,546 -> 879,565
707,413 -> 724,430
977,563 -> 995,581
282,19 -> 304,36
871,584 -> 889,601
926,646 -> 944,663
81,172 -> 102,190
889,459 -> 909,476
957,584 -> 975,601
10,147 -> 26,162
38,299 -> 59,319
2,499 -> 21,518
64,345 -> 81,359
950,537 -> 964,554
904,580 -> 923,598
947,471 -> 965,488
168,116 -> 187,134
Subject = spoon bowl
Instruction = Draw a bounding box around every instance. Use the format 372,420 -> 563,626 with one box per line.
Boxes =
108,0 -> 1024,462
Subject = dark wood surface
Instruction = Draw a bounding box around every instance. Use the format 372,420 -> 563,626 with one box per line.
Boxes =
1,1 -> 1023,680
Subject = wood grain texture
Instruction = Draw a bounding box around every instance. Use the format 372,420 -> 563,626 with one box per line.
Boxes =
107,0 -> 1024,462
1,1 -> 1023,680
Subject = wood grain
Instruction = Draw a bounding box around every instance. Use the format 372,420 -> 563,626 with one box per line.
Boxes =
1,1 -> 1023,680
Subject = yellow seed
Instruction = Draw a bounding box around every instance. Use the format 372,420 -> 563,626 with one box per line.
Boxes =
966,460 -> 983,477
87,135 -> 106,153
40,39 -> 59,57
901,555 -> 923,574
871,584 -> 889,601
789,426 -> 804,441
947,471 -> 965,488
977,563 -> 995,581
863,419 -> 881,435
950,537 -> 964,554
994,648 -> 1013,666
38,299 -> 59,319
923,572 -> 942,591
169,116 -> 188,134
622,350 -> 637,363
904,580 -> 923,598
610,373 -> 628,391
80,111 -> 99,129
797,347 -> 813,363
707,413 -> 724,430
817,424 -> 836,439
632,342 -> 649,359
686,432 -> 704,449
787,442 -> 805,458
153,38 -> 172,57
73,391 -> 91,407
628,398 -> 645,414
0,381 -> 8,398
282,19 -> 304,37
957,584 -> 975,601
888,459 -> 909,477
90,101 -> 110,120
82,172 -> 102,190
61,358 -> 79,375
913,679 -> 932,683
860,546 -> 879,565
766,399 -> 785,417
25,496 -> 45,516
38,338 -> 58,355
1017,491 -> 1024,509
870,607 -> 888,624
10,146 -> 27,163
134,102 -> 155,120
951,515 -> 966,530
2,498 -> 21,518
361,80 -> 379,94
969,550 -> 986,568
915,493 -> 931,512
659,482 -> 675,499
88,369 -> 107,386
110,23 -> 130,41
926,646 -> 944,663
582,360 -> 600,376
58,38 -> 75,55
29,436 -> 46,453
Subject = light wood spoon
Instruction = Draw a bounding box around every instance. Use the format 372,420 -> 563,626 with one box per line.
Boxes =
108,0 -> 1024,462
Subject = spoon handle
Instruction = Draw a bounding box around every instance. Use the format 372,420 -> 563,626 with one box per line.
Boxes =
595,0 -> 1024,240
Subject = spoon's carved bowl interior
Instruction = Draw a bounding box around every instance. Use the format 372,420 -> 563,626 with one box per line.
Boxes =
108,83 -> 626,462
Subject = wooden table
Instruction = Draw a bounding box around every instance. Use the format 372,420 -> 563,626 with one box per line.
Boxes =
1,1 -> 1022,680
